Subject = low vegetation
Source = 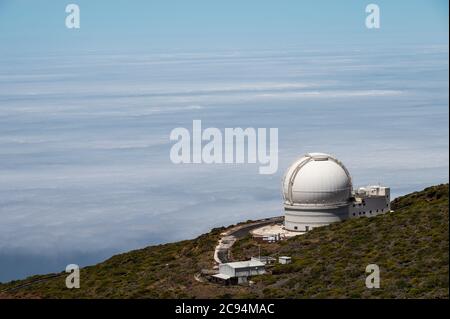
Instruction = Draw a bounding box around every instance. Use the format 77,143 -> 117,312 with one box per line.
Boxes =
0,184 -> 448,299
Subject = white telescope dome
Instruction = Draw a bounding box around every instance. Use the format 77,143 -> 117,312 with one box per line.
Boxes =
282,153 -> 352,206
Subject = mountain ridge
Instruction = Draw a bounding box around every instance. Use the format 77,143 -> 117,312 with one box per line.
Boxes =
0,183 -> 448,299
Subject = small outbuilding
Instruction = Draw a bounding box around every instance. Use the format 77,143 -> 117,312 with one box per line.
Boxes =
278,256 -> 292,264
213,260 -> 266,284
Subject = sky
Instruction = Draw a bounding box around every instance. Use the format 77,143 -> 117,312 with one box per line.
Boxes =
0,0 -> 448,53
0,1 -> 448,282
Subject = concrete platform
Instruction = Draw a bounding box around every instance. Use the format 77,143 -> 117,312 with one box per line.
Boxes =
250,223 -> 302,239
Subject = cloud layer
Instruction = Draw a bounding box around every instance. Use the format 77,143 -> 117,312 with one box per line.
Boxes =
0,46 -> 448,281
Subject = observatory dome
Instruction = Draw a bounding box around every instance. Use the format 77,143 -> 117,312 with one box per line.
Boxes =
282,153 -> 352,206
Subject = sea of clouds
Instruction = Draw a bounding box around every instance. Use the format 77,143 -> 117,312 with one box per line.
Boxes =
0,46 -> 448,281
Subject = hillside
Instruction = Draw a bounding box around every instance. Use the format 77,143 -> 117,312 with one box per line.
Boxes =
0,184 -> 448,299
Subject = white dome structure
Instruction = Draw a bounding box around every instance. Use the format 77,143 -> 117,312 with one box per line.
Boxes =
282,153 -> 353,232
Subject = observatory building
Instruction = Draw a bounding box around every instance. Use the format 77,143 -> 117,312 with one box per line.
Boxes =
282,152 -> 390,233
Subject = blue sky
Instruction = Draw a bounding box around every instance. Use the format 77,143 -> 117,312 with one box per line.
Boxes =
0,1 -> 448,282
0,0 -> 448,53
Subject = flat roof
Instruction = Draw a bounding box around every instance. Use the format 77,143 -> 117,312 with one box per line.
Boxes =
221,260 -> 265,268
212,273 -> 231,280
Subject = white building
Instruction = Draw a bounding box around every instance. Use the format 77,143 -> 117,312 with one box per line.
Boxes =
278,256 -> 292,264
282,152 -> 390,233
350,185 -> 390,218
212,260 -> 266,284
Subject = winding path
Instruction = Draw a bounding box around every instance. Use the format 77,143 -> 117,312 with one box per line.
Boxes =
213,216 -> 283,264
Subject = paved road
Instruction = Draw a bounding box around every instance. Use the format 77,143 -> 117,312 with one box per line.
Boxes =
214,216 -> 283,264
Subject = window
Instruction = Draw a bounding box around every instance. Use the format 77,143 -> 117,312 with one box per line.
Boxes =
294,226 -> 298,230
